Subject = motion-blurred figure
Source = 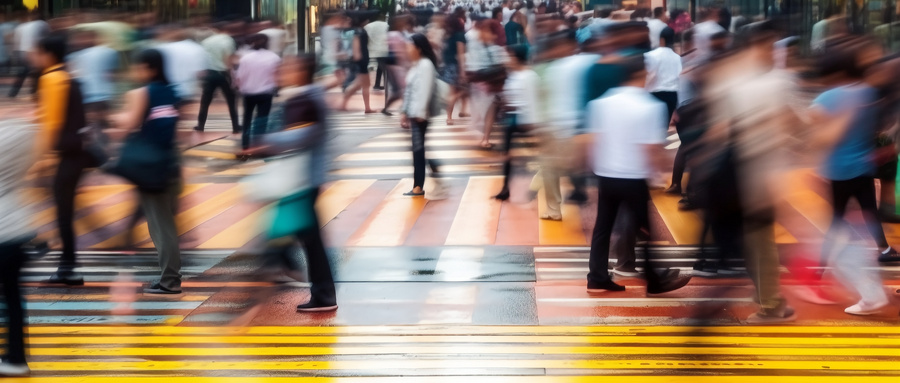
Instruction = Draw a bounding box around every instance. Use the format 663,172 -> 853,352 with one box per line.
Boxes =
195,22 -> 240,133
8,12 -> 48,98
236,34 -> 282,150
493,44 -> 539,202
401,34 -> 445,199
67,29 -> 118,130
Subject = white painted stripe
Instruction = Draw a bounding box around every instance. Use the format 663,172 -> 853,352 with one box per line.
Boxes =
434,248 -> 486,282
24,302 -> 202,310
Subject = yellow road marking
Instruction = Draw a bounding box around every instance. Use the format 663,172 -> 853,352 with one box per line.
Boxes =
774,223 -> 798,243
23,294 -> 209,302
197,205 -> 269,249
20,335 -> 900,347
129,185 -> 243,244
650,190 -> 704,244
1,377 -> 898,383
26,359 -> 900,371
331,164 -> 496,176
336,148 -> 537,162
784,173 -> 832,233
445,176 -> 503,245
315,179 -> 376,225
23,345 -> 900,357
183,149 -> 237,160
345,179 -> 427,246
538,188 -> 587,245
32,185 -> 134,227
19,325 -> 900,336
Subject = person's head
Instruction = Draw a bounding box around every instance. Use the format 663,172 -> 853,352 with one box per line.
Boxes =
710,30 -> 730,52
453,6 -> 467,20
620,54 -> 647,87
492,6 -> 504,20
506,44 -> 529,69
565,15 -> 578,28
445,13 -> 465,33
660,27 -> 674,48
526,1 -> 534,10
251,33 -> 269,50
279,54 -> 317,87
132,48 -> 169,84
34,34 -> 67,70
512,10 -> 526,25
476,19 -> 497,43
653,7 -> 668,22
502,0 -> 510,7
408,33 -> 438,66
699,6 -> 719,22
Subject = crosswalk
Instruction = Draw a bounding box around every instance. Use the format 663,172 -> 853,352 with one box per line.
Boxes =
7,325 -> 900,380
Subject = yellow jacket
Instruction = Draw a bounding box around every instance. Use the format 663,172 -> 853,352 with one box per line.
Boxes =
36,64 -> 70,155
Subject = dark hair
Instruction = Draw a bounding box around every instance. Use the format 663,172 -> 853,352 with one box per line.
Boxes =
660,27 -> 675,48
653,7 -> 665,19
526,1 -> 534,10
410,33 -> 438,68
508,44 -> 529,63
598,8 -> 614,18
134,48 -> 169,84
492,7 -> 503,19
38,34 -> 68,65
251,33 -> 269,50
620,54 -> 647,80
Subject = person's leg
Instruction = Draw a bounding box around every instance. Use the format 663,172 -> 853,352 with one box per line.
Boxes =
821,179 -> 853,267
221,73 -> 241,133
411,119 -> 427,190
669,115 -> 690,191
587,177 -> 623,288
540,134 -> 563,219
360,72 -> 373,112
140,181 -> 183,292
242,95 -> 259,150
0,242 -> 28,365
341,77 -> 362,110
446,89 -> 459,123
296,189 -> 337,305
495,116 -> 516,199
612,207 -> 638,272
8,52 -> 28,97
744,207 -> 788,317
53,156 -> 87,276
482,96 -> 497,147
253,94 -> 274,139
853,176 -> 890,249
196,71 -> 216,131
620,179 -> 653,274
374,58 -> 384,89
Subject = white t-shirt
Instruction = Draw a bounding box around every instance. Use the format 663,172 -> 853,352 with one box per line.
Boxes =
236,49 -> 282,95
502,7 -> 515,24
644,47 -> 682,93
647,18 -> 668,50
693,20 -> 726,61
364,21 -> 390,58
158,39 -> 208,100
259,28 -> 287,55
14,20 -> 49,53
546,53 -> 600,135
589,87 -> 667,179
503,69 -> 541,125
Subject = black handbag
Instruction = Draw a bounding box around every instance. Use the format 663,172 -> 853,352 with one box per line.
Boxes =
108,134 -> 175,193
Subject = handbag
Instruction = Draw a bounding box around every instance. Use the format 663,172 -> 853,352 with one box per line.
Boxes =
108,134 -> 176,193
268,189 -> 317,238
242,153 -> 312,202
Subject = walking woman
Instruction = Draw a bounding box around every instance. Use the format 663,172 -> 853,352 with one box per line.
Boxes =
494,45 -> 540,201
236,34 -> 282,150
442,8 -> 469,125
111,49 -> 183,295
383,15 -> 413,116
340,15 -> 377,114
401,34 -> 444,198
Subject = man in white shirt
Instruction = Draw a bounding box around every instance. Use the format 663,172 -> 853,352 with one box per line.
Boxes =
647,7 -> 669,49
259,20 -> 288,55
8,13 -> 48,98
501,0 -> 515,24
644,31 -> 681,125
692,7 -> 726,62
235,34 -> 282,150
157,28 -> 208,101
364,15 -> 390,91
195,23 -> 240,133
583,56 -> 691,294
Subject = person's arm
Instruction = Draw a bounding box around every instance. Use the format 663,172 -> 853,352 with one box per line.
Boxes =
35,72 -> 69,156
353,34 -> 361,61
457,40 -> 466,80
110,88 -> 149,132
412,61 -> 436,120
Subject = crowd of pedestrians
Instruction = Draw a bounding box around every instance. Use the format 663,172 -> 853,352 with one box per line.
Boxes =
2,0 -> 900,376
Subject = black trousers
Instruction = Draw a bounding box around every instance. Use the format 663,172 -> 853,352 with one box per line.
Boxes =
268,188 -> 336,303
198,71 -> 240,132
374,57 -> 388,88
0,241 -> 28,364
411,119 -> 440,189
825,176 -> 888,251
588,176 -> 654,284
242,93 -> 274,149
651,91 -> 678,126
54,155 -> 90,272
8,53 -> 38,98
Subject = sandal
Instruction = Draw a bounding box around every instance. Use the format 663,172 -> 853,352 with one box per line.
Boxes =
403,190 -> 425,197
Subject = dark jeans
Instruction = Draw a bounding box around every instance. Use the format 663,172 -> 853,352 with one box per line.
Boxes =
822,176 -> 889,264
198,70 -> 240,132
374,57 -> 388,88
8,52 -> 37,98
242,93 -> 274,149
411,119 -> 439,189
588,176 -> 656,284
0,241 -> 28,364
651,91 -> 678,126
268,188 -> 336,303
54,155 -> 90,273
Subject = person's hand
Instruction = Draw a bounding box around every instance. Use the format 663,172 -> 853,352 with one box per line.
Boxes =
400,114 -> 410,129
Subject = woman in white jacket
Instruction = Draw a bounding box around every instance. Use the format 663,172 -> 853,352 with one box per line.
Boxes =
400,34 -> 443,197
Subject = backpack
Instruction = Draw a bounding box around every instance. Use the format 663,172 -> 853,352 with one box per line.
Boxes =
50,69 -> 87,156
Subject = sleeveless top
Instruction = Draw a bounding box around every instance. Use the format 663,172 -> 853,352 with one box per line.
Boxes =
139,81 -> 181,177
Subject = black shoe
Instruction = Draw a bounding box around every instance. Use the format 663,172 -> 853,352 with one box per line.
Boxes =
587,278 -> 626,292
232,127 -> 243,134
646,269 -> 692,294
297,297 -> 338,312
878,248 -> 900,263
373,86 -> 385,91
664,184 -> 682,195
23,240 -> 50,257
566,191 -> 588,205
678,198 -> 700,211
45,272 -> 84,286
493,188 -> 510,201
143,282 -> 182,295
692,260 -> 719,277
193,125 -> 204,132
381,109 -> 393,116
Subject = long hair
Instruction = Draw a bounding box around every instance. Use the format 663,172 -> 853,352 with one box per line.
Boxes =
134,48 -> 170,84
410,33 -> 438,68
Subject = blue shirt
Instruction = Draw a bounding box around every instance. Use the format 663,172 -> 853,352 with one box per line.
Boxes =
67,45 -> 119,103
814,84 -> 879,181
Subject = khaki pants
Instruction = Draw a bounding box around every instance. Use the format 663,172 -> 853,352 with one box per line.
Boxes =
140,180 -> 183,291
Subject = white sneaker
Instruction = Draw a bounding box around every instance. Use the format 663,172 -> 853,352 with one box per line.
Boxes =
0,362 -> 30,377
844,299 -> 890,316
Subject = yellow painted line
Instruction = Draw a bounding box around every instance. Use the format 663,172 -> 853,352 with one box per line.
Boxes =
183,149 -> 237,160
649,190 -> 704,245
2,377 -> 899,383
784,172 -> 831,233
22,345 -> 900,357
32,185 -> 134,228
21,335 -> 900,347
345,179 -> 427,246
445,176 -> 503,245
19,326 -> 900,336
538,188 -> 587,245
774,223 -> 798,244
128,185 -> 243,245
331,164 -> 496,176
205,140 -> 238,147
315,179 -> 376,225
336,150 -> 492,161
90,184 -> 208,249
26,359 -> 900,371
197,206 -> 269,249
359,138 -> 540,148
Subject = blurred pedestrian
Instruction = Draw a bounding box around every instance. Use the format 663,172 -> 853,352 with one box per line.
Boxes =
401,34 -> 445,199
195,23 -> 240,133
236,34 -> 282,150
67,29 -> 119,130
0,116 -> 38,377
644,29 -> 681,128
110,49 -> 183,294
442,8 -> 469,124
366,13 -> 391,91
340,15 -> 377,113
157,27 -> 207,101
383,15 -> 414,115
466,19 -> 507,149
8,12 -> 48,99
493,44 -> 539,202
